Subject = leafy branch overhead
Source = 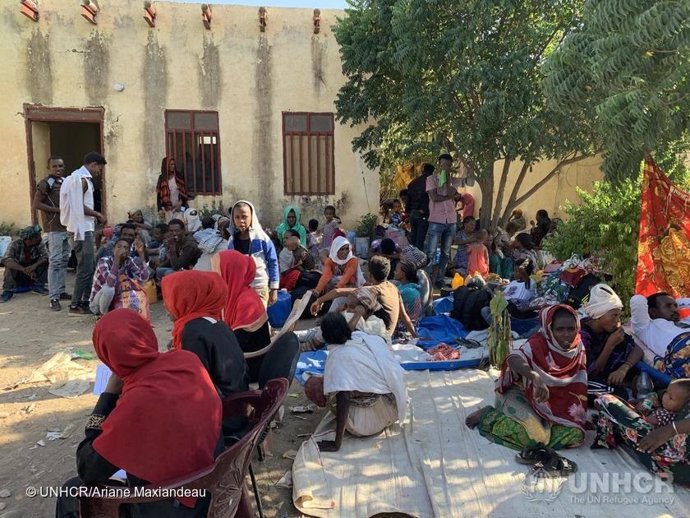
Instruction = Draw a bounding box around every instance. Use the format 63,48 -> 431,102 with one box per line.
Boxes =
334,0 -> 598,227
543,0 -> 690,180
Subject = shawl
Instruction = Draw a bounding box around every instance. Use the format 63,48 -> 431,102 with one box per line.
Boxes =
329,236 -> 354,266
216,250 -> 268,331
324,331 -> 408,423
497,304 -> 587,431
92,310 -> 221,505
161,270 -> 228,350
156,157 -> 189,210
276,205 -> 307,247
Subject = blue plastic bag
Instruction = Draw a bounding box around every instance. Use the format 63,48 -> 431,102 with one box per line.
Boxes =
267,290 -> 292,328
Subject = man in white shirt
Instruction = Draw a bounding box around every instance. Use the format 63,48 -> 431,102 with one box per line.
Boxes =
59,151 -> 107,316
630,292 -> 690,363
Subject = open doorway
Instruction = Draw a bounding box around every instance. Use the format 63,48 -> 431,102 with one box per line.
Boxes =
24,105 -> 105,223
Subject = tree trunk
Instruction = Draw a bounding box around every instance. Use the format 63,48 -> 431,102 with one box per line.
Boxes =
490,158 -> 513,231
476,162 -> 494,230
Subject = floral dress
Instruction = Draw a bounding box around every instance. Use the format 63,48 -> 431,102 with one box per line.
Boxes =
594,393 -> 690,484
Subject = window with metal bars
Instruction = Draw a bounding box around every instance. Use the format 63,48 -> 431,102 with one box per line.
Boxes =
282,112 -> 335,195
164,110 -> 222,195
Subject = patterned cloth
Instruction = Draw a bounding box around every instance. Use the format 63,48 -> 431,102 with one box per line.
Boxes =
594,393 -> 690,483
653,332 -> 690,378
636,157 -> 690,298
497,305 -> 588,433
477,388 -> 585,451
89,256 -> 150,319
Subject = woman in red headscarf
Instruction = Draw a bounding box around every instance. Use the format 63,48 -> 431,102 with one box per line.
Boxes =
466,305 -> 587,454
213,250 -> 300,385
55,309 -> 222,518
162,270 -> 248,397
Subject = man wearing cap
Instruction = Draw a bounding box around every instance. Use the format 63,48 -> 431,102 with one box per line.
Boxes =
0,225 -> 49,302
425,153 -> 458,287
60,151 -> 107,316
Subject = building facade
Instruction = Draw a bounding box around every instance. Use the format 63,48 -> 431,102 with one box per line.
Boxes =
1,1 -> 379,228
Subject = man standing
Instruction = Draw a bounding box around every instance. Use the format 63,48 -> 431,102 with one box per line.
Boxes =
32,156 -> 71,311
60,151 -> 107,316
0,225 -> 49,302
425,154 -> 458,287
406,163 -> 434,250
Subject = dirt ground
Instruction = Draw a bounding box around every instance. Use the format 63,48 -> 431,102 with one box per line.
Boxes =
0,268 -> 323,518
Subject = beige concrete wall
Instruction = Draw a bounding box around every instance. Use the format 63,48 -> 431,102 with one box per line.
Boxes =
460,155 -> 604,222
0,1 -> 378,229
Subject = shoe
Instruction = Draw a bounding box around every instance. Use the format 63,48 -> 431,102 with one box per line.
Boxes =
68,304 -> 93,316
59,293 -> 72,301
0,291 -> 12,303
31,284 -> 49,295
50,298 -> 62,312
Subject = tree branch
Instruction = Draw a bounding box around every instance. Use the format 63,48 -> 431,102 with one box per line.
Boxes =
500,161 -> 531,225
510,153 -> 590,210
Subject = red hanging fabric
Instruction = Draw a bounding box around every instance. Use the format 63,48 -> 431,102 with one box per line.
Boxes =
635,157 -> 690,298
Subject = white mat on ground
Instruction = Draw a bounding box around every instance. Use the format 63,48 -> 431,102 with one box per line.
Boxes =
292,369 -> 690,518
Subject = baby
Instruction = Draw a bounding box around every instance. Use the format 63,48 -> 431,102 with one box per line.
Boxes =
638,379 -> 690,428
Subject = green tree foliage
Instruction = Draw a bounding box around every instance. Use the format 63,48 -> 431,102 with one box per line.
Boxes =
334,0 -> 597,228
544,0 -> 690,180
544,147 -> 690,304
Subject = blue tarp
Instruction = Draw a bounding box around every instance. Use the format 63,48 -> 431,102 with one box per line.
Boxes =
416,315 -> 469,349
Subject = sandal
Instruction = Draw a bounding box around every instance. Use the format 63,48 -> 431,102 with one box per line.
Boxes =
534,453 -> 578,477
515,445 -> 554,465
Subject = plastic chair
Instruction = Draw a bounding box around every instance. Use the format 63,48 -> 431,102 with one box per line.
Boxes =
79,378 -> 289,518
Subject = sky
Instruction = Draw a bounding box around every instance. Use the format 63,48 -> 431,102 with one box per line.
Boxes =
168,0 -> 348,8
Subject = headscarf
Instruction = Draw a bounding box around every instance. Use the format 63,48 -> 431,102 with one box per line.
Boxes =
215,250 -> 267,331
185,208 -> 202,233
328,236 -> 354,266
227,200 -> 269,242
19,224 -> 41,240
351,288 -> 382,313
497,304 -> 587,431
92,310 -> 221,503
161,271 -> 228,350
276,205 -> 307,247
583,283 -> 623,320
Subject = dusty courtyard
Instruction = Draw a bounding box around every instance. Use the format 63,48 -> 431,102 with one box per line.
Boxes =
0,268 -> 321,518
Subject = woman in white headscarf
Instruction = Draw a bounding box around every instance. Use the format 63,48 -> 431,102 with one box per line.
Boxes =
581,283 -> 643,392
313,236 -> 365,296
304,312 -> 407,452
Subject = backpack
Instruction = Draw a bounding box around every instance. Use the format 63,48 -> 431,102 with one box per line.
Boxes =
450,285 -> 492,331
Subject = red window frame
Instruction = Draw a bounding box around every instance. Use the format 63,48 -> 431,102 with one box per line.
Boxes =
282,112 -> 335,195
164,110 -> 222,195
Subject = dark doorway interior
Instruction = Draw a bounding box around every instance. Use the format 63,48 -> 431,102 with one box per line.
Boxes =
25,106 -> 105,223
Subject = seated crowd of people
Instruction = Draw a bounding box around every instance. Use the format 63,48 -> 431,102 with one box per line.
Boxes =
1,152 -> 689,515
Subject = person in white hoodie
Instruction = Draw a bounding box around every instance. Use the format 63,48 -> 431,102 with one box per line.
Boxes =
59,152 -> 107,316
226,200 -> 279,306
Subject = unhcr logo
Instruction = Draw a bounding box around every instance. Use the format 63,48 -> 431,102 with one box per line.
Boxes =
522,469 -> 675,505
521,467 -> 566,502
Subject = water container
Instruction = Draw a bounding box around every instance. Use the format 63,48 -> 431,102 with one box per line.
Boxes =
636,371 -> 654,398
433,247 -> 441,265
